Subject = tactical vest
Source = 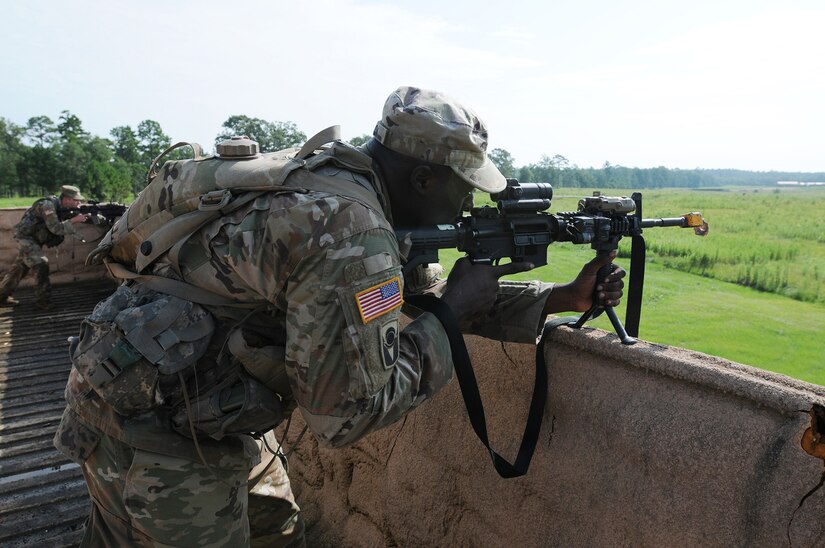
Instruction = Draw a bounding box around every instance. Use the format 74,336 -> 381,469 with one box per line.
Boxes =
75,126 -> 387,440
16,196 -> 65,247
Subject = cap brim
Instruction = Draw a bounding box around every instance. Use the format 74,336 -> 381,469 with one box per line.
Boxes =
452,157 -> 507,193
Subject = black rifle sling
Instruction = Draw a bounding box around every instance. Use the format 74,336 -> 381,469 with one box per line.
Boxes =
624,234 -> 646,338
405,294 -> 550,478
625,191 -> 646,338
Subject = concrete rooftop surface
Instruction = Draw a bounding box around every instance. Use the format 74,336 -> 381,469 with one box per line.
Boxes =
0,281 -> 116,547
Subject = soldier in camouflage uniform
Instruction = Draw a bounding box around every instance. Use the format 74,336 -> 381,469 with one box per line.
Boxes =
54,87 -> 625,547
0,185 -> 88,309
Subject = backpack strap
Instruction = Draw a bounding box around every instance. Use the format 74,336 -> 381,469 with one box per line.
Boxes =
296,125 -> 341,160
147,141 -> 209,182
105,262 -> 259,308
135,190 -> 265,272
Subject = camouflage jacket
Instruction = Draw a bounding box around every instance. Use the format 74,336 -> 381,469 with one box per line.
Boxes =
15,196 -> 78,247
65,147 -> 553,457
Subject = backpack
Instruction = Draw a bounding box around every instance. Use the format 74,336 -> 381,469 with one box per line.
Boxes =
103,127 -> 384,273
75,127 -> 385,439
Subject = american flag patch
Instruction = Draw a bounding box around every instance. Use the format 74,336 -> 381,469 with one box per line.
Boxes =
355,276 -> 403,324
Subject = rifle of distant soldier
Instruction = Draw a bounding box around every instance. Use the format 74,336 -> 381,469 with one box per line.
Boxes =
58,200 -> 127,227
396,179 -> 708,345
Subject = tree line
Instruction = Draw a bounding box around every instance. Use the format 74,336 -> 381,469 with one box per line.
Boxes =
1,111 -> 823,203
488,149 -> 825,189
0,112 -> 307,202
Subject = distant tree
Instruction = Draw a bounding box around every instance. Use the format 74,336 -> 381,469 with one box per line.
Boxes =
25,116 -> 57,147
216,115 -> 306,153
109,121 -> 175,195
347,134 -> 371,147
137,120 -> 171,166
52,135 -> 113,192
550,154 -> 570,186
85,158 -> 131,202
18,145 -> 57,196
0,118 -> 26,195
517,165 -> 536,183
56,110 -> 86,142
110,125 -> 141,164
489,148 -> 517,177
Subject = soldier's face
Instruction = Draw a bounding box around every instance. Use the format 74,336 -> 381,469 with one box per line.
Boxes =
61,197 -> 81,209
387,163 -> 474,227
445,177 -> 474,217
417,174 -> 473,225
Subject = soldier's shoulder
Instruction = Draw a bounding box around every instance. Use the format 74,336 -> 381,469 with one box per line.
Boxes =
35,197 -> 58,212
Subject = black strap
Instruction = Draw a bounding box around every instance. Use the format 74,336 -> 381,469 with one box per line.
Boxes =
406,294 -> 560,478
624,234 -> 646,337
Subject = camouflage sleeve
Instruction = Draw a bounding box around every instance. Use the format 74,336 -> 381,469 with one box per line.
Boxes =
284,227 -> 453,448
414,272 -> 554,344
464,280 -> 555,343
39,200 -> 78,236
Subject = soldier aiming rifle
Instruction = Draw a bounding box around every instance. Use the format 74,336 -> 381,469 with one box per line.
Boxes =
0,185 -> 90,309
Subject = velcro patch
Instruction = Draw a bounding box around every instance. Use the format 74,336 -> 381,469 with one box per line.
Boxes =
380,319 -> 399,368
355,276 -> 403,324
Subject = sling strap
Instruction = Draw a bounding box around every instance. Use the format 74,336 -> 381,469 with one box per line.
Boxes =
406,294 -> 555,479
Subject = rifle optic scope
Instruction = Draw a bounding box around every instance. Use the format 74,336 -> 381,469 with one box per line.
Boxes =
491,180 -> 554,213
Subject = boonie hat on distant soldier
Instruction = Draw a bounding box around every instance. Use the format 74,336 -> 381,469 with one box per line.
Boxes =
60,185 -> 85,201
373,86 -> 507,193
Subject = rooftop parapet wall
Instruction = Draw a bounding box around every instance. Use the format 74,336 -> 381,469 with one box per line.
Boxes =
0,208 -> 110,286
3,207 -> 822,546
278,326 -> 825,547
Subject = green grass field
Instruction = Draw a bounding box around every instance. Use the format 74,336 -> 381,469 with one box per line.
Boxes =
0,197 -> 41,208
5,187 -> 823,385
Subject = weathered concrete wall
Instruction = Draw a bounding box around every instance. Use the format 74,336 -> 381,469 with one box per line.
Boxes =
0,208 -> 110,286
277,326 -> 825,547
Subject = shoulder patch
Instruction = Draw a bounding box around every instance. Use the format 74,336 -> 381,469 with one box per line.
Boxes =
355,276 -> 403,324
380,319 -> 399,368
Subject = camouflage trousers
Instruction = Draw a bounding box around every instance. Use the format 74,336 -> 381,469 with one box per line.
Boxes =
54,410 -> 304,547
0,238 -> 51,302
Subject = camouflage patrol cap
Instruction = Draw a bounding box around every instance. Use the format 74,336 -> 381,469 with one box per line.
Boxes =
373,86 -> 506,193
60,185 -> 85,201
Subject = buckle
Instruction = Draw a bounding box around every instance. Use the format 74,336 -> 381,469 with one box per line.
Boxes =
87,358 -> 123,389
87,339 -> 144,388
199,190 -> 233,211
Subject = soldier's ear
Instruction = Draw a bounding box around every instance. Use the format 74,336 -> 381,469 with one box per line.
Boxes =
410,165 -> 435,195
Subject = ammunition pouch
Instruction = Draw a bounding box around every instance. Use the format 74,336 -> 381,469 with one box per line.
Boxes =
71,283 -> 291,439
171,368 -> 284,441
171,326 -> 292,440
69,284 -> 215,416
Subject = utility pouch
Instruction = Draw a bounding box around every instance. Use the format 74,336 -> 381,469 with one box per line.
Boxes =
171,368 -> 284,441
69,284 -> 215,416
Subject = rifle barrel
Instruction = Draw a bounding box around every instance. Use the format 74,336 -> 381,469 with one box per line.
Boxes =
640,217 -> 690,228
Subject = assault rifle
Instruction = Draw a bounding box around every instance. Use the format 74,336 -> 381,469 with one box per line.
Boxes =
59,201 -> 127,227
396,179 -> 708,345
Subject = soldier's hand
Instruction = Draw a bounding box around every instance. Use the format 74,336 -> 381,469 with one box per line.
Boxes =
70,213 -> 88,224
543,250 -> 626,314
440,257 -> 534,330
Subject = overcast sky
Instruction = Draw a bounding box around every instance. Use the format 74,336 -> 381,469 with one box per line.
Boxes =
2,0 -> 823,172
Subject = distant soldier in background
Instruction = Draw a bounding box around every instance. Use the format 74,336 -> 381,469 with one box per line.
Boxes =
0,185 -> 88,309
